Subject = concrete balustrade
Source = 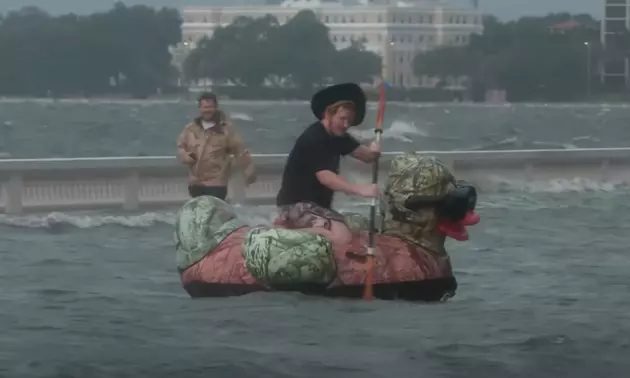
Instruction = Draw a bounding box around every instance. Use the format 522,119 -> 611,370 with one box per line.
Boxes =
1,148 -> 630,214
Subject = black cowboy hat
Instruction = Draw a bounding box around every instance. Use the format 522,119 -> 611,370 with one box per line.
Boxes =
310,83 -> 367,126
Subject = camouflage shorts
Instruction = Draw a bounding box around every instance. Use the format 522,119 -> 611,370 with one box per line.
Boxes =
276,201 -> 346,230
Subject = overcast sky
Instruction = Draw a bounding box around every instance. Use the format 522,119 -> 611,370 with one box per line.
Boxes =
0,0 -> 602,21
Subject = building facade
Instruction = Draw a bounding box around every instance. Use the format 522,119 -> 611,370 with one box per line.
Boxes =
601,0 -> 629,90
176,0 -> 483,87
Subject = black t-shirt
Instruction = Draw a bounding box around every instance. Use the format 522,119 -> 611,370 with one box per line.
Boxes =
276,122 -> 361,209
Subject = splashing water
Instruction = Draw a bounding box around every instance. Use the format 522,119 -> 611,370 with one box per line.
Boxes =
351,120 -> 429,143
230,112 -> 254,121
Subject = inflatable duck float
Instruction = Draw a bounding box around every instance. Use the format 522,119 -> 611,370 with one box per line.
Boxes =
174,153 -> 480,301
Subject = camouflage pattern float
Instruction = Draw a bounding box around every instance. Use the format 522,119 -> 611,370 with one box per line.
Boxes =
175,153 -> 480,301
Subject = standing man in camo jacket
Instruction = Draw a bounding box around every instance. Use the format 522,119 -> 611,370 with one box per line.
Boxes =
177,92 -> 257,200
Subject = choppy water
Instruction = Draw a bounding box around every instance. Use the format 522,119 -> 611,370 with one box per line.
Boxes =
1,99 -> 630,158
1,100 -> 629,377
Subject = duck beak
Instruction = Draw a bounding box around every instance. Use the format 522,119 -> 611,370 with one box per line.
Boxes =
436,210 -> 480,241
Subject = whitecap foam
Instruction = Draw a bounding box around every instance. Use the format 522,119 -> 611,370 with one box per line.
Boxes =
351,119 -> 429,143
0,211 -> 177,229
0,200 -> 374,230
229,112 -> 253,121
463,136 -> 580,151
0,183 -> 623,231
489,177 -> 626,193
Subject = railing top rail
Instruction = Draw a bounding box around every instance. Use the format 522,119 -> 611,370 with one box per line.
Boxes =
1,147 -> 630,171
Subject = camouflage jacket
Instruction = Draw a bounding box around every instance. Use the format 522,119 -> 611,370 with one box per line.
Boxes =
176,111 -> 255,187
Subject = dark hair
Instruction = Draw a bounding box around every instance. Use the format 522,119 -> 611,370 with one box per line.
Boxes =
197,92 -> 218,106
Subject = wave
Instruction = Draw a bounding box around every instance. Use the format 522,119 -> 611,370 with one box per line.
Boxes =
1,180 -> 625,230
3,97 -> 628,108
0,211 -> 177,229
490,177 -> 626,193
351,119 -> 429,143
230,112 -> 254,121
349,119 -> 602,150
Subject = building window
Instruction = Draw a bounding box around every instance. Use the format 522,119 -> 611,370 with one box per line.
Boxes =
363,16 -> 367,23
607,19 -> 628,33
325,16 -> 329,23
428,16 -> 434,23
342,17 -> 346,23
605,6 -> 627,18
378,15 -> 382,22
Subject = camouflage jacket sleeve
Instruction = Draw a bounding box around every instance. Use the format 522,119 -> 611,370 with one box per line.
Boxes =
226,123 -> 255,177
176,125 -> 195,166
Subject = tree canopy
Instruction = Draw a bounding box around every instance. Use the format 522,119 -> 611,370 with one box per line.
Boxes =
0,6 -> 623,101
0,3 -> 182,97
183,9 -> 382,89
412,13 -> 616,101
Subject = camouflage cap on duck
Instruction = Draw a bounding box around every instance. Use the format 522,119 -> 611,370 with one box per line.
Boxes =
381,153 -> 456,253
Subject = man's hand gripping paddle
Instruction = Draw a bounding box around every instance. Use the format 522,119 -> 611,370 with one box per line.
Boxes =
363,79 -> 386,301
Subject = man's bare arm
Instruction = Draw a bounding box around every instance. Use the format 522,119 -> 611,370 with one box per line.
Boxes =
350,144 -> 380,163
315,170 -> 360,195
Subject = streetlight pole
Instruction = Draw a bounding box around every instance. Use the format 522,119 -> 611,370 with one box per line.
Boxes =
383,40 -> 394,87
584,41 -> 592,98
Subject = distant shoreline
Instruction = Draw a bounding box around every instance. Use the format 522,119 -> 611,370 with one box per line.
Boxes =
0,96 -> 628,106
2,85 -> 628,105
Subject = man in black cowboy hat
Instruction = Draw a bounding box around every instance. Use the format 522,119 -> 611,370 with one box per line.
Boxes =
275,83 -> 381,249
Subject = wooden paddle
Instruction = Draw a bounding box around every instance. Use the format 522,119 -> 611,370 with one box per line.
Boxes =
363,79 -> 387,301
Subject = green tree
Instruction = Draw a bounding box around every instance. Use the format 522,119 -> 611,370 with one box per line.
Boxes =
272,10 -> 336,88
0,3 -> 181,97
185,9 -> 380,89
184,15 -> 280,87
332,40 -> 382,84
412,13 -> 603,101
